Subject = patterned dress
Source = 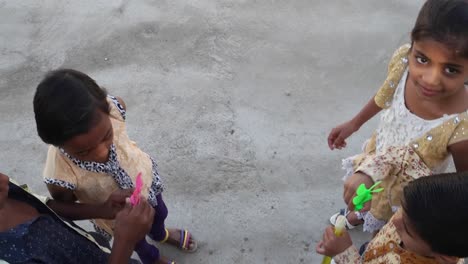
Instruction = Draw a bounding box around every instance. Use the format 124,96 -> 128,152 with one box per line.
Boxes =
342,44 -> 468,232
43,95 -> 163,237
334,210 -> 464,264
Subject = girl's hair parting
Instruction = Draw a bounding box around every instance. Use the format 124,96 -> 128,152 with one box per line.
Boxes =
403,171 -> 468,257
411,0 -> 468,58
33,69 -> 110,146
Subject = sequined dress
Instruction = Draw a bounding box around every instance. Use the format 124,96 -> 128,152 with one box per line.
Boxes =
342,44 -> 468,232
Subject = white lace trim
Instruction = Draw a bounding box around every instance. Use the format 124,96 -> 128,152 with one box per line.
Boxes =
362,211 -> 387,233
376,70 -> 454,151
342,138 -> 373,180
361,206 -> 400,233
341,156 -> 357,181
375,70 -> 453,172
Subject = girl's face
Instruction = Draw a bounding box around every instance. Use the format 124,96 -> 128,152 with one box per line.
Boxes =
393,209 -> 458,263
393,209 -> 433,256
62,111 -> 114,163
408,39 -> 468,102
0,173 -> 9,209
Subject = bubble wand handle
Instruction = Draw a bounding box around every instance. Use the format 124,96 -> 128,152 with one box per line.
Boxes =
129,172 -> 143,206
321,215 -> 346,264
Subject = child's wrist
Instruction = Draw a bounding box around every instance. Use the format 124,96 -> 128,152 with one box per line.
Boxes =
349,118 -> 362,132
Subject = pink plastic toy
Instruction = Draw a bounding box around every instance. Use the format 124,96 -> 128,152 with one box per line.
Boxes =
130,172 -> 143,206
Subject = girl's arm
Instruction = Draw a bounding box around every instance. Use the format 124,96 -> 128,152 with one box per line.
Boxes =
350,97 -> 383,129
46,185 -> 132,220
328,97 -> 382,149
449,140 -> 468,172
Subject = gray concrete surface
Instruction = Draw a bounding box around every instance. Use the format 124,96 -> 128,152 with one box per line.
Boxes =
0,0 -> 427,263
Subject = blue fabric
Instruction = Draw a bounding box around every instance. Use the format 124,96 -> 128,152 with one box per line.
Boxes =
0,215 -> 109,264
0,182 -> 141,264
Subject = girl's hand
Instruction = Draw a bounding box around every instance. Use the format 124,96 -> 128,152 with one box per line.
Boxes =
100,189 -> 134,219
328,120 -> 359,150
344,173 -> 374,211
113,198 -> 155,245
109,198 -> 155,263
316,226 -> 353,257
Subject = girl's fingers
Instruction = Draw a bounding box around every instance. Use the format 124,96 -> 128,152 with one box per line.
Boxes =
315,241 -> 325,254
334,135 -> 344,147
344,188 -> 354,205
322,227 -> 333,243
338,139 -> 347,148
118,200 -> 132,217
347,199 -> 355,211
362,201 -> 371,212
328,132 -> 337,149
143,200 -> 153,217
140,199 -> 155,220
324,226 -> 335,241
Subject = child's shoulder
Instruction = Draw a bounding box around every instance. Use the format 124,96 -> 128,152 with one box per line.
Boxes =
109,95 -> 127,111
374,44 -> 411,109
449,110 -> 468,145
106,95 -> 127,121
388,43 -> 411,71
392,43 -> 411,56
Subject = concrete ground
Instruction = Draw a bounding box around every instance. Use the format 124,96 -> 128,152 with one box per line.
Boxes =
0,0 -> 427,263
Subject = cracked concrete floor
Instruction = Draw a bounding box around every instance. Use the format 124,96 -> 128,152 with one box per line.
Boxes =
0,0 -> 429,263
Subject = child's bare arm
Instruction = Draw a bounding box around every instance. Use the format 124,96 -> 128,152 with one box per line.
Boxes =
47,184 -> 77,202
328,97 -> 382,150
350,97 -> 382,130
46,184 -> 132,220
449,140 -> 468,172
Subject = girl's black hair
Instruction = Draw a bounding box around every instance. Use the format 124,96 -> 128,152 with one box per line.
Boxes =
411,0 -> 468,58
33,69 -> 110,146
403,171 -> 468,257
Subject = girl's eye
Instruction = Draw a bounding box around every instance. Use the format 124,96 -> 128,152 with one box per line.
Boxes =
415,56 -> 428,64
444,67 -> 459,75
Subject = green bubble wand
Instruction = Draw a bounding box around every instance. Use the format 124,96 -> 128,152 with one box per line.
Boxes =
352,181 -> 383,211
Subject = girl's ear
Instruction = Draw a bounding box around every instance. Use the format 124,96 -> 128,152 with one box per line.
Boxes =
434,254 -> 459,264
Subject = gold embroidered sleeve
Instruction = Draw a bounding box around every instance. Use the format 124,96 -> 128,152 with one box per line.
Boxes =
334,246 -> 361,264
448,112 -> 468,146
374,44 -> 411,109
